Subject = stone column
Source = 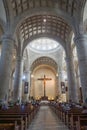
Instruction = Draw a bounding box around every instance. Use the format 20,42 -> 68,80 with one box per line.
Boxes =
13,56 -> 23,103
57,70 -> 62,98
74,34 -> 87,105
75,70 -> 81,101
65,55 -> 78,102
0,34 -> 14,101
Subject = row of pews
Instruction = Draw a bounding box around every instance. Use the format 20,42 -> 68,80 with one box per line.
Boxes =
0,103 -> 40,130
50,102 -> 87,130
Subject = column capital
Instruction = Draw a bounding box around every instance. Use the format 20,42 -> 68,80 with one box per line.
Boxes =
1,34 -> 15,44
74,34 -> 87,43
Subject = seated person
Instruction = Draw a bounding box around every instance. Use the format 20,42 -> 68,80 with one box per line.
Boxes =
82,106 -> 87,113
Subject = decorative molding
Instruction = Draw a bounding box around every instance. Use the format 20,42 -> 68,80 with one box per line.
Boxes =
30,56 -> 58,72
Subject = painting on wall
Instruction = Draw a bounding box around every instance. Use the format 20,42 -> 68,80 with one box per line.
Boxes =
61,82 -> 66,93
24,82 -> 28,94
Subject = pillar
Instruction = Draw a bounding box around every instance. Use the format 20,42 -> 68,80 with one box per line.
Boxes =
0,34 -> 14,101
13,56 -> 23,103
65,55 -> 78,102
74,34 -> 87,105
28,71 -> 31,97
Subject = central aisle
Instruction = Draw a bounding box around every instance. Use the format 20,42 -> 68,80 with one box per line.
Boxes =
28,106 -> 69,130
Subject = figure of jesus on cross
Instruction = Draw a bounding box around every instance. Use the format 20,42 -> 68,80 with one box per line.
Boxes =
38,75 -> 52,98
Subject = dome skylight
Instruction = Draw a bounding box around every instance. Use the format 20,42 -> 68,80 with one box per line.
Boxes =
29,37 -> 60,52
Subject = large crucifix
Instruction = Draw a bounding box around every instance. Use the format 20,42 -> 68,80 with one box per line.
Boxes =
37,75 -> 52,97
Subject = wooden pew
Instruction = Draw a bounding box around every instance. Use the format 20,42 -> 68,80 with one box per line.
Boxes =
0,103 -> 39,129
76,116 -> 87,130
0,106 -> 29,130
0,117 -> 24,130
0,123 -> 15,130
0,114 -> 27,130
65,107 -> 82,127
50,103 -> 87,130
70,114 -> 87,130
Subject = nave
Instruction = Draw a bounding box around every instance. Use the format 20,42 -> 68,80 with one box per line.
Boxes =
28,105 -> 69,130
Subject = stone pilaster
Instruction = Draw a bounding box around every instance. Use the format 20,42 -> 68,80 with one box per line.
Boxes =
13,56 -> 23,103
65,56 -> 78,102
0,34 -> 14,101
74,34 -> 87,105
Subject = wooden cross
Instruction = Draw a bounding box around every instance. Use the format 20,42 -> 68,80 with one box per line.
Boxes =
38,75 -> 52,97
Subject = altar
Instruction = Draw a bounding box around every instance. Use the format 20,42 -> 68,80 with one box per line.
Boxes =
41,96 -> 48,100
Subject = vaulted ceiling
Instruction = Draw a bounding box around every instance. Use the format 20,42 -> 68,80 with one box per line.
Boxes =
10,0 -> 85,17
2,0 -> 86,46
18,15 -> 71,49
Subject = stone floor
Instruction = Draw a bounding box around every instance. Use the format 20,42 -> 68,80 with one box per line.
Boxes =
28,105 -> 69,130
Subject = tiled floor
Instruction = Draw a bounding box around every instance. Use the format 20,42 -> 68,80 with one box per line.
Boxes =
28,106 -> 69,130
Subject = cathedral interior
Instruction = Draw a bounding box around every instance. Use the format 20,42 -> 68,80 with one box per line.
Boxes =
0,0 -> 87,130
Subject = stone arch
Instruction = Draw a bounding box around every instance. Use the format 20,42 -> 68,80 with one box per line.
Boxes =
80,0 -> 87,22
2,1 -> 86,40
15,14 -> 72,55
30,56 -> 59,100
14,8 -> 74,32
10,0 -> 85,33
30,56 -> 58,73
23,48 -> 29,72
2,0 -> 14,30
